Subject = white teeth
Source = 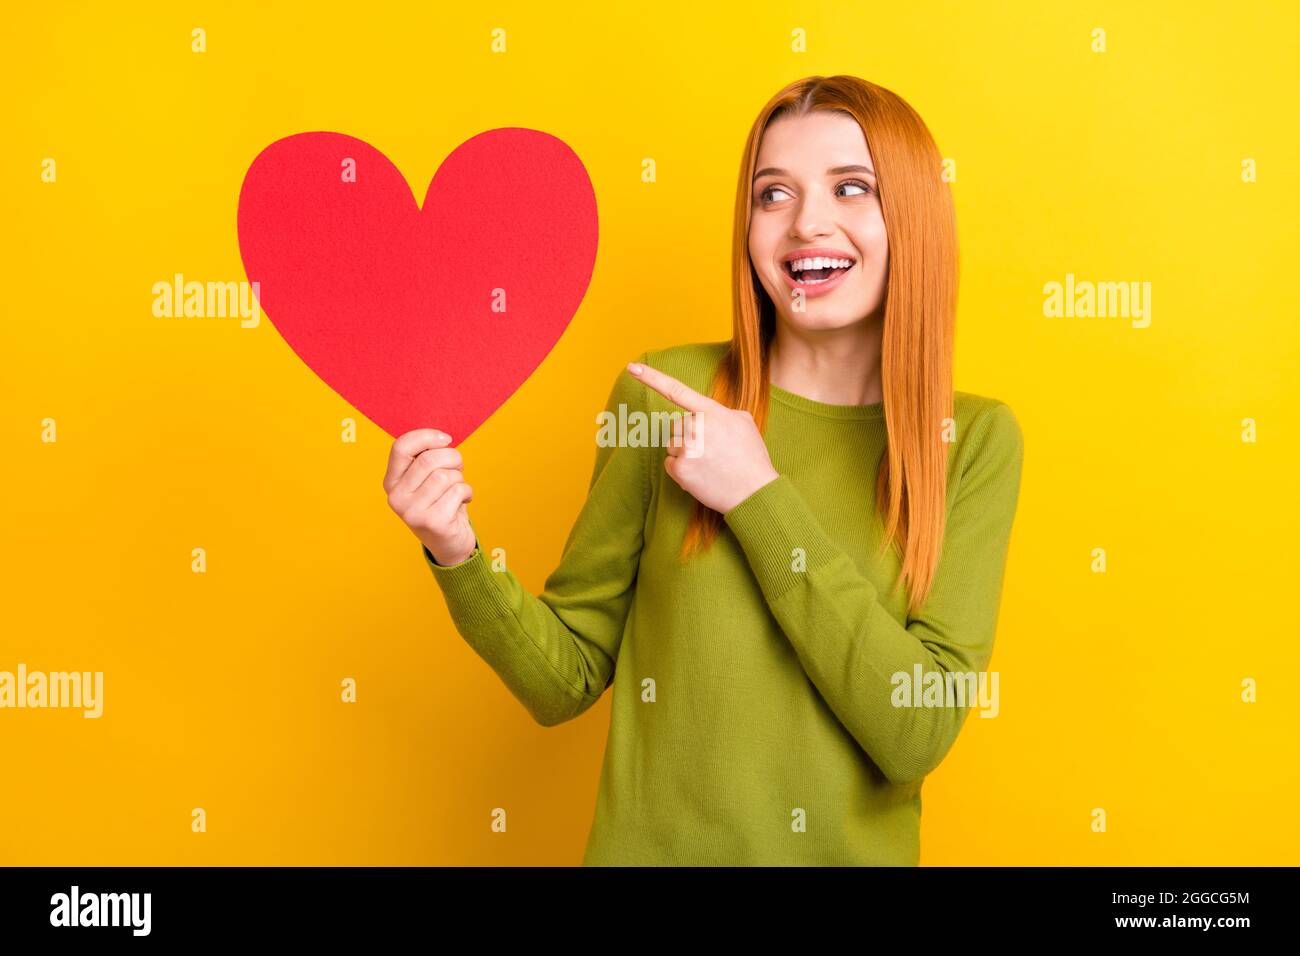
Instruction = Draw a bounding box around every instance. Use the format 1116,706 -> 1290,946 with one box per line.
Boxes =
788,256 -> 852,272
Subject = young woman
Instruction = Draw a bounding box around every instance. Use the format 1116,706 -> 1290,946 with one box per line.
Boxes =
384,75 -> 1024,866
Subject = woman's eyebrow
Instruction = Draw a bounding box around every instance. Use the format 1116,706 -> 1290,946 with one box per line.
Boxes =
753,164 -> 876,182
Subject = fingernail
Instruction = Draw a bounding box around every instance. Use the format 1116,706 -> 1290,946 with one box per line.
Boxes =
627,362 -> 643,374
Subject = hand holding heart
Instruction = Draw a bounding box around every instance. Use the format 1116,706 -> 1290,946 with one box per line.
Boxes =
627,361 -> 780,515
384,429 -> 477,567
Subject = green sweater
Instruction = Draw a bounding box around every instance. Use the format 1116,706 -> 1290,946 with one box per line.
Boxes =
422,340 -> 1023,865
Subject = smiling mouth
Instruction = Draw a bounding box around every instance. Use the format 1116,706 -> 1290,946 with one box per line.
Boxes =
783,259 -> 855,284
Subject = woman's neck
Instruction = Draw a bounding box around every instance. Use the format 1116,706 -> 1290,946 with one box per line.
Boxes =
767,318 -> 884,406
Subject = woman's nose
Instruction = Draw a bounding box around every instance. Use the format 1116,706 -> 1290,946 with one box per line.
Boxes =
790,196 -> 835,238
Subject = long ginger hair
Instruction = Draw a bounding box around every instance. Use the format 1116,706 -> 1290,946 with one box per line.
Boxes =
678,75 -> 958,618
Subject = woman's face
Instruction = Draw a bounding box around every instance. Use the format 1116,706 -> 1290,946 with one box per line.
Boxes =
748,111 -> 889,332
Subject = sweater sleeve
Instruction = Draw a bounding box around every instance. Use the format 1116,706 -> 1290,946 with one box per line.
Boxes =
419,353 -> 652,727
722,401 -> 1024,787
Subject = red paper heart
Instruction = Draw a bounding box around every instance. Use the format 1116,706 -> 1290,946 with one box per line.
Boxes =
236,129 -> 598,442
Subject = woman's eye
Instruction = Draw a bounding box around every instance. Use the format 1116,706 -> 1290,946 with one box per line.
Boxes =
840,180 -> 873,197
759,185 -> 791,203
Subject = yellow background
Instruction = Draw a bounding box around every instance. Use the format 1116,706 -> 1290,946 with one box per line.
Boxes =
3,1 -> 1297,865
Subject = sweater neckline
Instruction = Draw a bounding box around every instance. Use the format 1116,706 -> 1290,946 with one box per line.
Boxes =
768,382 -> 885,421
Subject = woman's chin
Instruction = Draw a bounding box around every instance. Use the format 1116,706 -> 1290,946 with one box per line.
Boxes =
779,303 -> 881,333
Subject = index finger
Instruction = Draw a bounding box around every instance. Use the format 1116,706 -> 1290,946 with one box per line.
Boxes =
628,361 -> 720,414
384,428 -> 453,491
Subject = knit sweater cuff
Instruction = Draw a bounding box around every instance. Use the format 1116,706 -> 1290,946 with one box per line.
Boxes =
421,542 -> 513,631
723,474 -> 843,602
